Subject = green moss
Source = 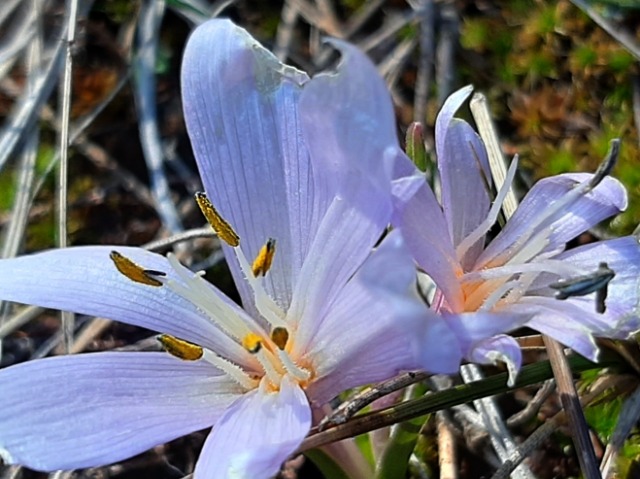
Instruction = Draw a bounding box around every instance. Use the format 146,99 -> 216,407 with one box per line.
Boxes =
534,4 -> 560,36
547,149 -> 578,175
25,212 -> 55,251
0,171 -> 16,212
94,0 -> 139,22
398,23 -> 418,41
585,395 -> 623,442
0,145 -> 55,213
607,49 -> 635,73
573,44 -> 598,68
528,51 -> 556,78
461,18 -> 491,52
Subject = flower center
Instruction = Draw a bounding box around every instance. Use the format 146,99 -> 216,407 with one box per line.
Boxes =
451,155 -> 611,313
110,192 -> 313,393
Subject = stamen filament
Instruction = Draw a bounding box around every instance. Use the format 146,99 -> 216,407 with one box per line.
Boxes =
464,277 -> 506,311
478,279 -> 521,311
456,156 -> 519,261
165,254 -> 259,341
235,246 -> 288,329
461,260 -> 584,284
504,226 -> 552,266
254,349 -> 282,388
201,349 -> 257,391
278,350 -> 311,381
492,176 -> 595,267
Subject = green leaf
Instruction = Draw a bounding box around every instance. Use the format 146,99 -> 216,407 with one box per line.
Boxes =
374,384 -> 428,479
374,418 -> 424,479
305,448 -> 353,479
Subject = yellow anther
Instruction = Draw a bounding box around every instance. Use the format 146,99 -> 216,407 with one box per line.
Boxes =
271,327 -> 289,350
242,333 -> 263,354
195,192 -> 240,247
158,334 -> 204,361
252,238 -> 276,277
110,251 -> 164,287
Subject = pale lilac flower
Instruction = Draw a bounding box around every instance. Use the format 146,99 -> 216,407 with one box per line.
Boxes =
0,20 -> 444,478
396,85 -> 640,379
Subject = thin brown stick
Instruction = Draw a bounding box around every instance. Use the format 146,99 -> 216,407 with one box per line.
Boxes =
471,91 -> 601,478
544,337 -> 601,479
437,411 -> 457,479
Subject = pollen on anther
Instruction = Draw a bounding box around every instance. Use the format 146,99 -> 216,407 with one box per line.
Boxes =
252,238 -> 276,277
158,334 -> 204,361
195,192 -> 240,247
242,333 -> 263,354
271,327 -> 289,350
110,251 -> 164,287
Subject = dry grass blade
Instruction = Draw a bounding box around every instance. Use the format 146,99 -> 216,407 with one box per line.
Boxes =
57,0 -> 80,354
435,2 -> 457,106
1,0 -> 41,259
0,306 -> 44,340
467,93 -> 537,478
343,0 -> 386,38
2,133 -> 37,258
142,227 -> 216,252
357,9 -> 418,54
0,5 -> 36,77
0,1 -> 44,360
633,74 -> 640,149
285,0 -> 324,35
469,93 -> 518,217
0,464 -> 22,479
134,0 -> 183,234
492,372 -> 618,479
0,2 -> 71,175
460,364 -> 534,479
569,0 -> 640,61
437,411 -> 457,479
379,37 -> 417,89
411,0 -> 434,123
471,91 -> 601,478
274,0 -> 300,61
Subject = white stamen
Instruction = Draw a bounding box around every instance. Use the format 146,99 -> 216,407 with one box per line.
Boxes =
505,226 -> 552,266
489,176 -> 595,268
524,177 -> 593,238
254,348 -> 282,387
278,349 -> 311,381
165,254 -> 257,341
456,155 -> 519,261
503,272 -> 537,304
234,246 -> 288,329
462,260 -> 584,283
478,279 -> 521,311
202,349 -> 258,391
